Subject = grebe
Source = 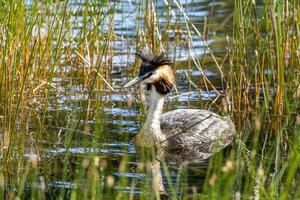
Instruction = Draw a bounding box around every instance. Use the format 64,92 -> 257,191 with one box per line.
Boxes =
124,48 -> 235,162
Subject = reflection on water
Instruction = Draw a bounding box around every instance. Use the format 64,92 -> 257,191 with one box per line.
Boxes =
23,0 -> 234,198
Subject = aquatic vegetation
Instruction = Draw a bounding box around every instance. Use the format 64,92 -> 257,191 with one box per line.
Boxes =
0,0 -> 299,199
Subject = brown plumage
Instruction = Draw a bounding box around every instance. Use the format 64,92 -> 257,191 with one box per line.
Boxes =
136,48 -> 173,67
152,65 -> 174,95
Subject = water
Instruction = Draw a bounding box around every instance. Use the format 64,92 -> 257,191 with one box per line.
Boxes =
22,0 -> 235,198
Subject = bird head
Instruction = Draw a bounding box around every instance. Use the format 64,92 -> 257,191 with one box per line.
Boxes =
124,48 -> 174,95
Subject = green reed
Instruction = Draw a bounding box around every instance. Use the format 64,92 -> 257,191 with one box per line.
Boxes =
203,0 -> 300,199
0,0 -> 299,199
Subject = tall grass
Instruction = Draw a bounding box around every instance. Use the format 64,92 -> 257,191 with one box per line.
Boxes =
0,0 -> 299,199
203,0 -> 300,199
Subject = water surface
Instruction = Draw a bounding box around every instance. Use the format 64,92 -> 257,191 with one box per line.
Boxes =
22,0 -> 235,198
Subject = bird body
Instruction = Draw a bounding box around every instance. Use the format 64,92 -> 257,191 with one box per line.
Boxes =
124,48 -> 235,162
160,109 -> 235,161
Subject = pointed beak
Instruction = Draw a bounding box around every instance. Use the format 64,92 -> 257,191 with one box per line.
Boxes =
124,76 -> 143,88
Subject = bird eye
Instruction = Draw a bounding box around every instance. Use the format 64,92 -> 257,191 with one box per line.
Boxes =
142,72 -> 153,80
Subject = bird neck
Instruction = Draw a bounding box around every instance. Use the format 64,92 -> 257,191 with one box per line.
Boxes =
144,86 -> 165,140
145,87 -> 165,129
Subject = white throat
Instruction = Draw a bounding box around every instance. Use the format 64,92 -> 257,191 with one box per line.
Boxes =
145,86 -> 165,133
135,86 -> 166,147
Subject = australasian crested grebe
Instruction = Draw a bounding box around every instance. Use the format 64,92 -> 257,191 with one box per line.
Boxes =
124,48 -> 235,162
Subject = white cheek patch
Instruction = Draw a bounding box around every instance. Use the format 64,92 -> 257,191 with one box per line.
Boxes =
146,71 -> 160,83
140,81 -> 147,91
146,70 -> 166,83
140,81 -> 151,95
